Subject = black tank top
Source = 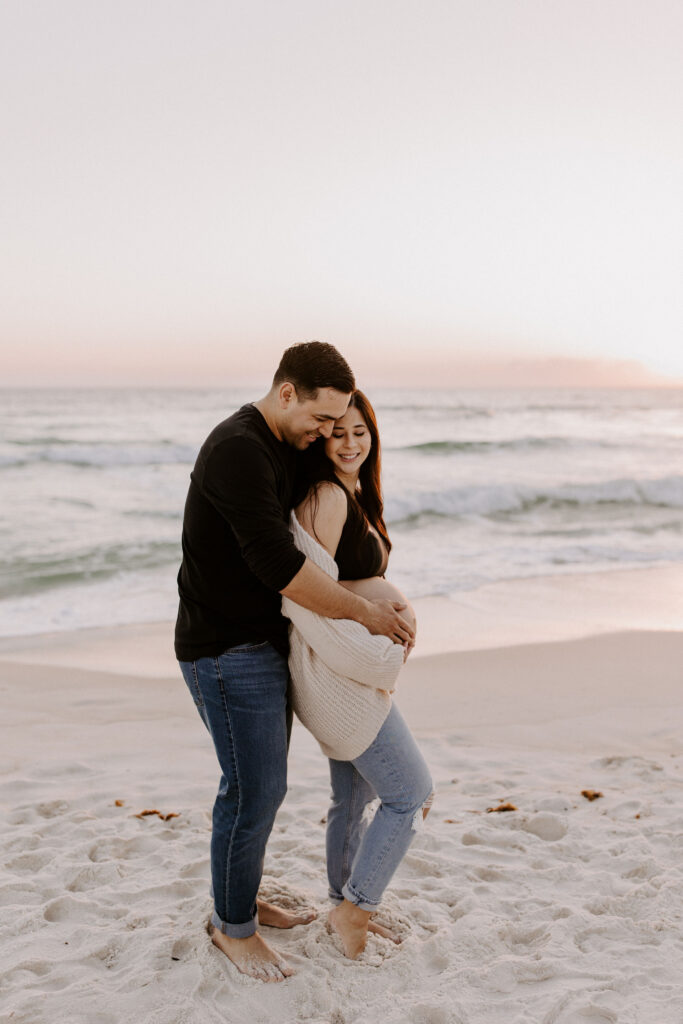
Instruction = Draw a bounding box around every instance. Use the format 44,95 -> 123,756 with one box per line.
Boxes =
334,486 -> 388,580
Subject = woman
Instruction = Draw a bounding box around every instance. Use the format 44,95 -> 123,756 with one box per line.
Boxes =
283,391 -> 433,960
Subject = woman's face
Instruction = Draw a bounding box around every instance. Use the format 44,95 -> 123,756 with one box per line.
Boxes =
324,405 -> 371,479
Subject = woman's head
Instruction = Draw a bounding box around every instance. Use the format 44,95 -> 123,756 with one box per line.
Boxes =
324,391 -> 376,483
294,389 -> 390,551
328,391 -> 391,552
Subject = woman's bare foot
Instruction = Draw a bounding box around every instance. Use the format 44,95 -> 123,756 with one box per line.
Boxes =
327,901 -> 371,960
206,921 -> 294,982
257,898 -> 316,929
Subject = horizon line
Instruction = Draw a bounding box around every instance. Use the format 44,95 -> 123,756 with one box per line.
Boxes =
2,381 -> 682,391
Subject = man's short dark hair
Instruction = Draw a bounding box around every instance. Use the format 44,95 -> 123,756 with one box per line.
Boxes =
273,341 -> 355,398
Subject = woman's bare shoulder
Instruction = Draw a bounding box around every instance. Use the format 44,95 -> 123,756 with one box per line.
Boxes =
296,480 -> 347,518
295,480 -> 348,554
313,479 -> 348,505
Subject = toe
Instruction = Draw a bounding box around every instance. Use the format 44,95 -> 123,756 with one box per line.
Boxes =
265,962 -> 288,982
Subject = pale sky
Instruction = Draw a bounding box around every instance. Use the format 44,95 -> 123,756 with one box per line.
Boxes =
2,0 -> 682,387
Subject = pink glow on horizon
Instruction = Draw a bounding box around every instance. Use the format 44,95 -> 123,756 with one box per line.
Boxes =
2,335 -> 681,390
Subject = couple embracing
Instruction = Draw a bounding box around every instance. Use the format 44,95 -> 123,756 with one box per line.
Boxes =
175,342 -> 433,982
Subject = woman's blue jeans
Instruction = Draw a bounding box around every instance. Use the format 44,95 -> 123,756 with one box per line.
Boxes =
179,641 -> 290,938
326,704 -> 433,911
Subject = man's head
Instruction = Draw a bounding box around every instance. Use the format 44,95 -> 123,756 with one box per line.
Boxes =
271,341 -> 355,449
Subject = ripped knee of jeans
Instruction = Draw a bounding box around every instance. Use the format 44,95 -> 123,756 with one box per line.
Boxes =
411,790 -> 435,832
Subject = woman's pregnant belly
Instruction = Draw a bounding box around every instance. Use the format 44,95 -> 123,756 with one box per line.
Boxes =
338,577 -> 416,637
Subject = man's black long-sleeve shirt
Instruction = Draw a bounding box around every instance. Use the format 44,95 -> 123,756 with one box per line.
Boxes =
174,404 -> 306,661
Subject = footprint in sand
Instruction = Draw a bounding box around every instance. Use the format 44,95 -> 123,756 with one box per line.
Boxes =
87,835 -> 157,862
179,858 -> 210,880
470,865 -> 507,882
66,862 -> 121,892
43,893 -> 126,924
170,937 -> 195,961
562,1007 -> 618,1024
461,829 -> 527,851
408,1004 -> 459,1024
594,755 -> 663,779
3,832 -> 41,854
500,922 -> 550,952
551,906 -> 573,920
5,850 -> 54,874
521,813 -> 568,841
3,959 -> 53,984
36,800 -> 70,818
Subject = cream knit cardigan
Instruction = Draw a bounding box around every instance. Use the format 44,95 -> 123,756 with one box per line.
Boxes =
281,511 -> 404,760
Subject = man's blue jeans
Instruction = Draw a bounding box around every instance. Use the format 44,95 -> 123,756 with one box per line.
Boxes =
179,641 -> 289,938
326,704 -> 433,911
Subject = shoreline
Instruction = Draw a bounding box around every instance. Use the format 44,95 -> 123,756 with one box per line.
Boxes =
2,629 -> 681,764
0,562 -> 680,674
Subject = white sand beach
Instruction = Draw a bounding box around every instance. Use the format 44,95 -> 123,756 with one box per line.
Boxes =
1,567 -> 682,1024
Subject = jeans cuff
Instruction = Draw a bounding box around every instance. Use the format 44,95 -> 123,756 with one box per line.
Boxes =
341,882 -> 381,913
211,907 -> 259,938
328,890 -> 343,906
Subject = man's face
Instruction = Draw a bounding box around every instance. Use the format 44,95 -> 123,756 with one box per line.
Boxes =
279,386 -> 352,449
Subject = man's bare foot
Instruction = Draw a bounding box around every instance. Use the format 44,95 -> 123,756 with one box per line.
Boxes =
206,921 -> 294,982
327,901 -> 371,960
368,918 -> 401,944
256,898 -> 316,929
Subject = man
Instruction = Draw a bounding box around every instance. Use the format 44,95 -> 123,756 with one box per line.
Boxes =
175,341 -> 414,982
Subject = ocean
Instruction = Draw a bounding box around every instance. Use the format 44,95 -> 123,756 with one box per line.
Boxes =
1,387 -> 682,637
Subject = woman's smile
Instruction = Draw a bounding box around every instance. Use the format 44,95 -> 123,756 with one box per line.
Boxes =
325,406 -> 372,483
